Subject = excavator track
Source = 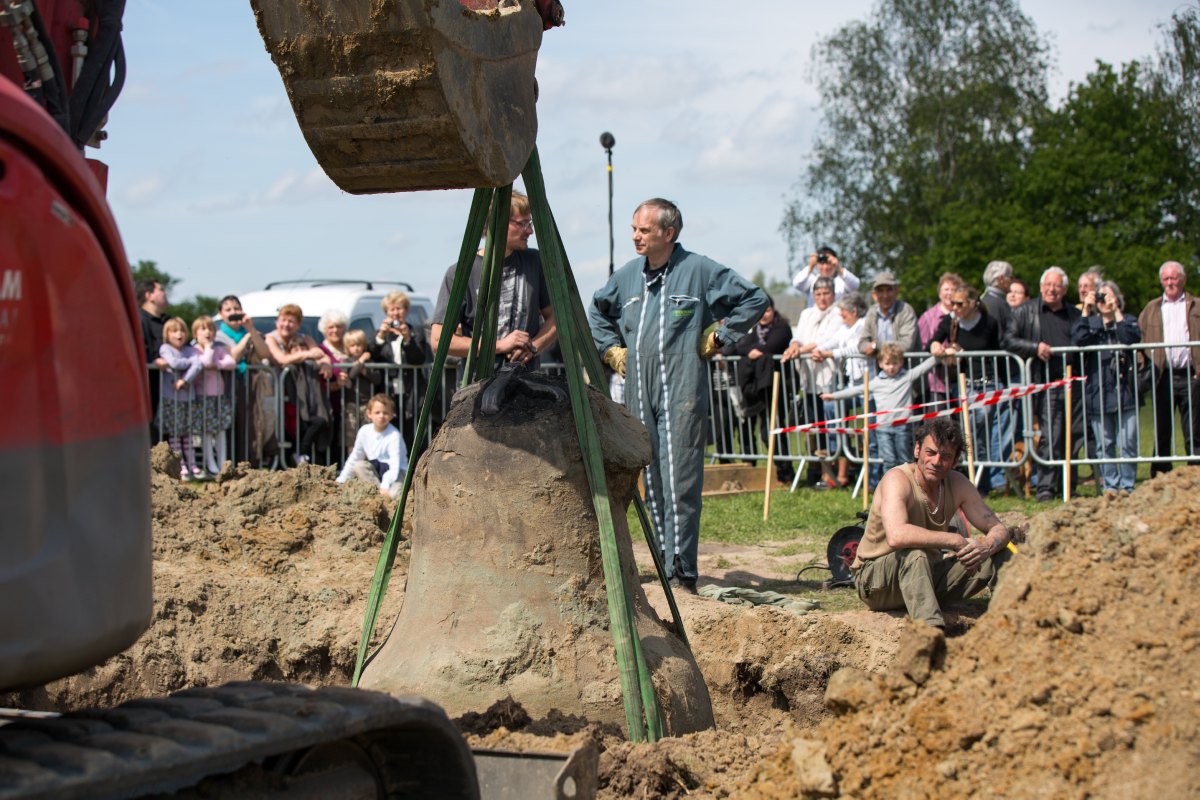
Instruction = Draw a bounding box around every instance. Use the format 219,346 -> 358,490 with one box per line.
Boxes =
0,682 -> 479,799
252,0 -> 545,194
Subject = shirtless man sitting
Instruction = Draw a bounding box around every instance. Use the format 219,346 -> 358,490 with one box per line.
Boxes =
851,416 -> 1013,629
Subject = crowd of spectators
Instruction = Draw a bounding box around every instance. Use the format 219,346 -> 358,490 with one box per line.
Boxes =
135,255 -> 1197,502
136,279 -> 432,481
743,256 -> 1199,500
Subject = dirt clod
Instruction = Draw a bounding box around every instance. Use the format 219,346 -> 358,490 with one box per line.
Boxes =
893,622 -> 945,685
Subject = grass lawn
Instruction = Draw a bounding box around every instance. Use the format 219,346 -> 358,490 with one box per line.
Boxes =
674,472 -> 1050,612
696,476 -> 1044,547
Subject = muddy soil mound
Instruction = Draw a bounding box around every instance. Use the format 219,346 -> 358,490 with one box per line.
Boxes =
3,445 -> 406,711
461,598 -> 909,798
741,470 -> 1200,799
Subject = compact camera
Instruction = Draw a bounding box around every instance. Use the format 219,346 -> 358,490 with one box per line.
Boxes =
816,253 -> 829,265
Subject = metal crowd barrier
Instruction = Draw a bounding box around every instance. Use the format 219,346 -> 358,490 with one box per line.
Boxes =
152,360 -> 571,476
151,340 -> 1200,497
151,363 -> 281,474
706,340 -> 1200,499
1026,342 -> 1200,498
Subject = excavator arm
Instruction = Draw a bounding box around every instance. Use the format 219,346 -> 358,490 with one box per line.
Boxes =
2,0 -> 563,193
0,3 -> 577,797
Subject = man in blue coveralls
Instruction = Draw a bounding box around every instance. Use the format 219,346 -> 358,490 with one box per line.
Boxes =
589,198 -> 769,593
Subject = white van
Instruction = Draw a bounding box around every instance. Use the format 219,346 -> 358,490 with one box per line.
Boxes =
237,279 -> 435,344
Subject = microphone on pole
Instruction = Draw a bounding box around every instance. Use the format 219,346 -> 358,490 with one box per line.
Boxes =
600,132 -> 615,276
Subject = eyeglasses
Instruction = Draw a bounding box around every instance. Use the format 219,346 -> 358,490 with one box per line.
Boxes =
509,218 -> 534,231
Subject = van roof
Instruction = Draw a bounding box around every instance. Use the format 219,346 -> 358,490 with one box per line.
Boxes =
262,279 -> 414,292
238,282 -> 432,319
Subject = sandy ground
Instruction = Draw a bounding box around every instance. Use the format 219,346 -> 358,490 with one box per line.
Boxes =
5,444 -> 1197,798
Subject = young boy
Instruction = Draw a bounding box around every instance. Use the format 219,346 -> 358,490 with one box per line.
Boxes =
341,329 -> 385,446
337,394 -> 408,499
822,343 -> 937,478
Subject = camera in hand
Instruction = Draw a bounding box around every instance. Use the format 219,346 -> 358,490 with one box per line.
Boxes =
228,312 -> 245,322
389,320 -> 406,329
816,253 -> 829,264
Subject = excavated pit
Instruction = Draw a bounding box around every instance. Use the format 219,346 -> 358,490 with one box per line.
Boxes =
5,440 -> 1198,798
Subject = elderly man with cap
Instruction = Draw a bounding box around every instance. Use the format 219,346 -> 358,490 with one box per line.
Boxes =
859,270 -> 919,357
792,246 -> 861,305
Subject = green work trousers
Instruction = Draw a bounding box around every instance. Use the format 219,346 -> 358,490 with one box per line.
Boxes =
855,547 -> 1008,628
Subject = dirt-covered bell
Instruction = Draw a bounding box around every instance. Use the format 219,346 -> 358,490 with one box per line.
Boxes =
360,371 -> 715,736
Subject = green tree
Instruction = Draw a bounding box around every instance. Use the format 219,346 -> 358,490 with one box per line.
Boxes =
1006,61 -> 1197,310
782,0 -> 1050,308
1150,2 -> 1200,166
130,259 -> 179,294
129,259 -> 219,322
750,269 -> 791,298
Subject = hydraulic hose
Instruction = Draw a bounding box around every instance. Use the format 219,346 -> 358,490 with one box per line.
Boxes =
69,0 -> 126,149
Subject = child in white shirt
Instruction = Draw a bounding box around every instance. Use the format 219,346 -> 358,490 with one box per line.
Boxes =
337,394 -> 408,499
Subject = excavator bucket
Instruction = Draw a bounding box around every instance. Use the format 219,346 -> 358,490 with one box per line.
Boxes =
251,0 -> 545,194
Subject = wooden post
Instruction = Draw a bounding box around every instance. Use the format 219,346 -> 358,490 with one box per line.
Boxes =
1064,365 -> 1073,502
959,373 -> 975,482
763,372 -> 781,521
862,371 -> 871,511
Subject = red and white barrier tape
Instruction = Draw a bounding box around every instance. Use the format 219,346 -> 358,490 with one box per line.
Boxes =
771,375 -> 1086,436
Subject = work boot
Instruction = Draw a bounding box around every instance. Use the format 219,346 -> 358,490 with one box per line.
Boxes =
669,576 -> 698,595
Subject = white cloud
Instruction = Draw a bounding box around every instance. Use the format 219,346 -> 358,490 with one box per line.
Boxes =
238,95 -> 294,128
119,80 -> 156,103
100,0 -> 1186,302
688,92 -> 812,183
187,194 -> 248,214
121,174 -> 166,205
259,167 -> 338,205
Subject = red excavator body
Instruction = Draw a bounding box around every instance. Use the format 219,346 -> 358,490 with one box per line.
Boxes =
0,69 -> 152,693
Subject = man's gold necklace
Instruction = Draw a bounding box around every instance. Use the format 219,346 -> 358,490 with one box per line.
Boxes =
924,481 -> 945,523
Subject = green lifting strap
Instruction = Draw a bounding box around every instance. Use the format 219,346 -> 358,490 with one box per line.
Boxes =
352,149 -> 688,743
462,185 -> 511,382
522,147 -> 662,741
352,187 -> 490,687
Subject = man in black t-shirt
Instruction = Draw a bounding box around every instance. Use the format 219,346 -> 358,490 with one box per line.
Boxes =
431,191 -> 557,372
136,278 -> 169,443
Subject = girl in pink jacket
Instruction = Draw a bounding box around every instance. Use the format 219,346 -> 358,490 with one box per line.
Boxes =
159,317 -> 202,480
191,316 -> 237,475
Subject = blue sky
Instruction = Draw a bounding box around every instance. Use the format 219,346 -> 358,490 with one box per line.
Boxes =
104,1 -> 1184,307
